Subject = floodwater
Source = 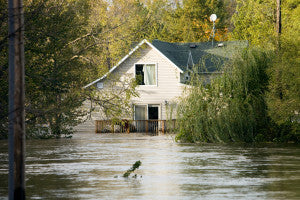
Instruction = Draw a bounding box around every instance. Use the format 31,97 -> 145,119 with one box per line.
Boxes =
0,133 -> 300,200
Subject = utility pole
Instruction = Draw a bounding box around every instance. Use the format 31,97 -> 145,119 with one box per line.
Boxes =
8,0 -> 25,199
212,20 -> 215,47
276,0 -> 282,35
275,0 -> 283,100
276,0 -> 282,50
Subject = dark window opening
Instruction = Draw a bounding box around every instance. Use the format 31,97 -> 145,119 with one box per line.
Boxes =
135,64 -> 144,85
135,64 -> 156,85
148,107 -> 158,120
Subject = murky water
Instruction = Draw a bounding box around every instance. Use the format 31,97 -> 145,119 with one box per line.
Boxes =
0,133 -> 300,200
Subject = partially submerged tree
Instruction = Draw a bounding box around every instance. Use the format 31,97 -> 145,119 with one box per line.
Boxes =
85,74 -> 139,121
0,0 -> 145,138
22,0 -> 96,138
231,0 -> 300,142
176,49 -> 272,143
267,0 -> 300,141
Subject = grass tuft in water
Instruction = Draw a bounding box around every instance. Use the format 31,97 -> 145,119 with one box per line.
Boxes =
123,160 -> 142,178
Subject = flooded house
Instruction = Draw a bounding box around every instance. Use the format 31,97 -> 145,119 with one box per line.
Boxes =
77,39 -> 246,133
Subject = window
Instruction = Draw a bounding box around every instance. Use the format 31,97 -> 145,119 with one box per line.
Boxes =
134,104 -> 160,120
135,64 -> 156,85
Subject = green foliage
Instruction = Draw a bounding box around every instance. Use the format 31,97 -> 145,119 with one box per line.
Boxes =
0,0 -> 103,138
231,0 -> 276,47
176,48 -> 272,143
0,0 -> 9,139
267,38 -> 300,142
230,0 -> 299,142
123,160 -> 142,178
89,75 -> 139,120
23,0 -> 95,138
145,0 -> 229,42
232,0 -> 300,48
0,0 -> 155,139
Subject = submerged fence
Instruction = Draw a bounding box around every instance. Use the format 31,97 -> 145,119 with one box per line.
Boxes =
95,120 -> 177,135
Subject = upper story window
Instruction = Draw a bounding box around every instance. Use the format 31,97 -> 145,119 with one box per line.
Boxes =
135,64 -> 157,85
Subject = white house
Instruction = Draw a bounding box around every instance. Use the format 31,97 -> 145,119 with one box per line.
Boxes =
77,39 -> 246,132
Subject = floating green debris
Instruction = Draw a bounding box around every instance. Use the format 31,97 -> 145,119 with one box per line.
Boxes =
123,160 -> 142,178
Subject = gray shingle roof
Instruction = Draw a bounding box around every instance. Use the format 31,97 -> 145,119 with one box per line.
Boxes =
151,40 -> 248,72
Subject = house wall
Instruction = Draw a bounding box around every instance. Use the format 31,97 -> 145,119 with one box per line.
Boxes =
75,43 -> 186,132
99,44 -> 186,120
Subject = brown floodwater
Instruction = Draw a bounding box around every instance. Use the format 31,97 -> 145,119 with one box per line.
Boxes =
0,133 -> 300,199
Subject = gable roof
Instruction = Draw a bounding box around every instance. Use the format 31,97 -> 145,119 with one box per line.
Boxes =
84,39 -> 247,88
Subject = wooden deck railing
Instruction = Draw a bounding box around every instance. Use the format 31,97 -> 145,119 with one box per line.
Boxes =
95,119 -> 177,134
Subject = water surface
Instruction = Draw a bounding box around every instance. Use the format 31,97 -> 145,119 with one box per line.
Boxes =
0,133 -> 300,199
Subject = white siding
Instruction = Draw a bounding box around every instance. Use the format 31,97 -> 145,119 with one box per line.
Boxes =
76,42 -> 187,132
111,44 -> 185,120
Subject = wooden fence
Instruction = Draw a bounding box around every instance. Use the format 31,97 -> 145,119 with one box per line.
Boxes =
95,119 -> 177,134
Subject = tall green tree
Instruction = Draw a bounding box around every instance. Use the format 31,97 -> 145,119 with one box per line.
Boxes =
0,0 -> 109,138
267,0 -> 300,141
0,0 -> 154,138
24,0 -> 97,138
231,0 -> 300,141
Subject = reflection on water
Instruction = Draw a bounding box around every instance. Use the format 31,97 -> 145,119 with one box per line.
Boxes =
0,133 -> 300,199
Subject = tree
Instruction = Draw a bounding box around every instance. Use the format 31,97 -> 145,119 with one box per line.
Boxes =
159,0 -> 229,42
231,0 -> 300,142
0,0 -> 106,138
23,0 -> 98,138
87,0 -> 151,71
176,49 -> 272,143
0,0 -> 152,138
0,0 -> 9,139
267,0 -> 300,141
87,75 -> 139,120
231,0 -> 276,47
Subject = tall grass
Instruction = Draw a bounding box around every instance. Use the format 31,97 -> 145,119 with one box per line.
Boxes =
176,48 -> 272,143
